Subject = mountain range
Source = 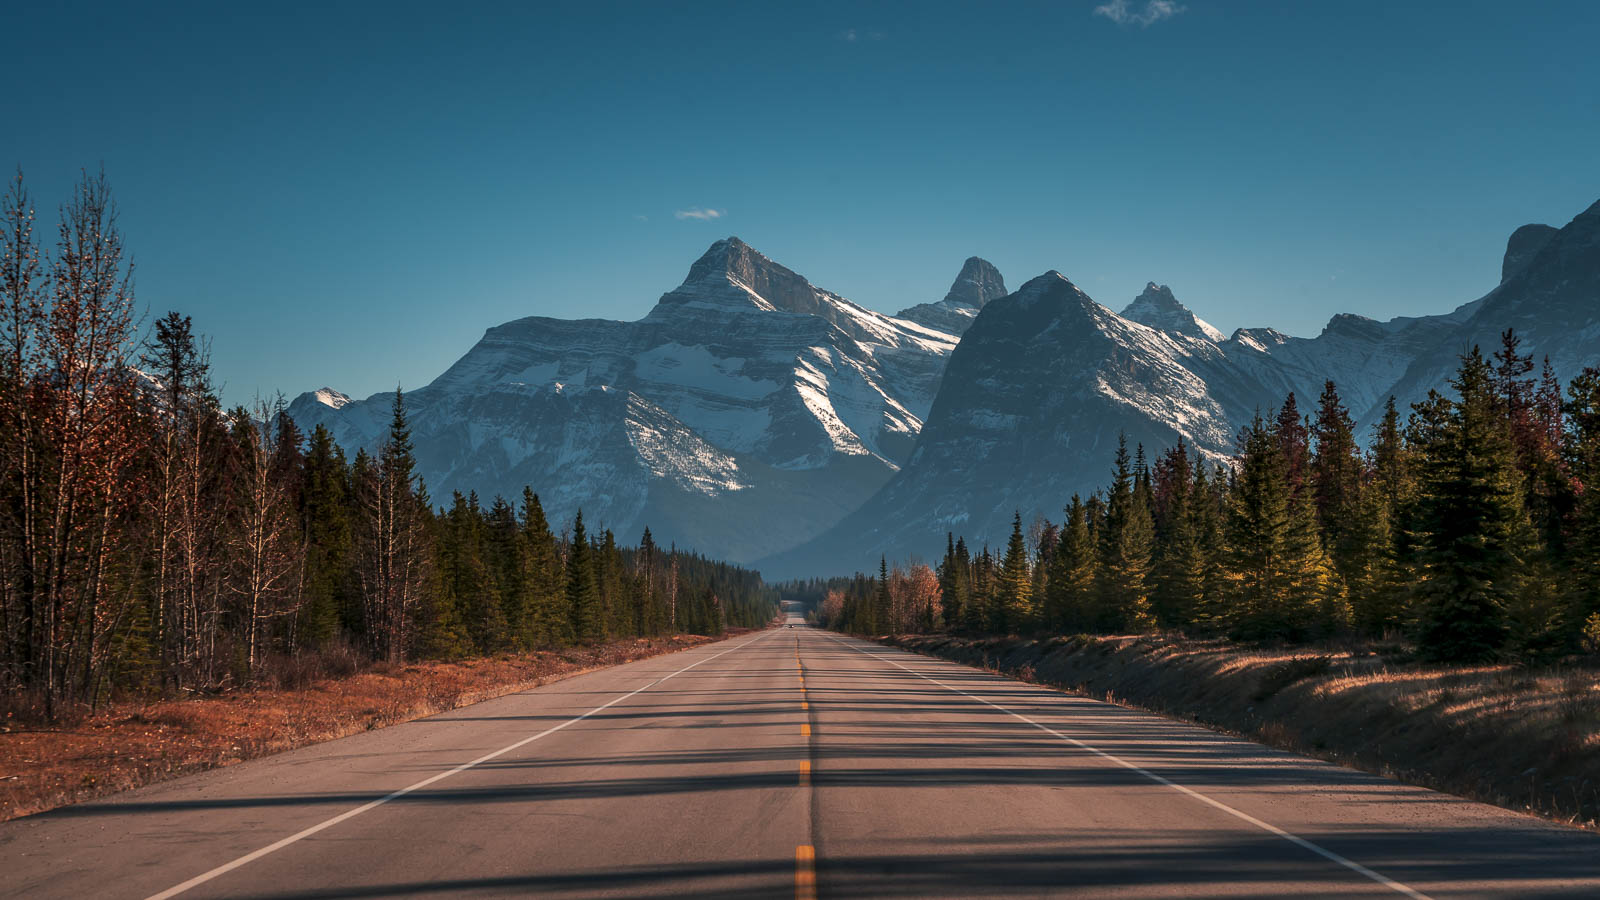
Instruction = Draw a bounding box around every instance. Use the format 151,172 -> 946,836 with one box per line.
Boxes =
289,197 -> 1600,577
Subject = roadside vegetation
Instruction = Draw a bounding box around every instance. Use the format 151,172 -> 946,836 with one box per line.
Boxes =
810,339 -> 1600,825
0,170 -> 778,726
882,632 -> 1599,828
0,632 -> 725,821
818,334 -> 1600,662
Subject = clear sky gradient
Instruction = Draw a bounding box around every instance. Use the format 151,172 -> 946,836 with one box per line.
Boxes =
12,0 -> 1599,406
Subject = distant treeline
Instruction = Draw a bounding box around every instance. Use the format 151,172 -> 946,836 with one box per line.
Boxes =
0,171 -> 775,719
823,333 -> 1600,665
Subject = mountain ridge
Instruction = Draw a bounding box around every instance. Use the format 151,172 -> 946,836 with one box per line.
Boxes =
761,197 -> 1600,576
287,196 -> 1599,576
288,238 -> 981,561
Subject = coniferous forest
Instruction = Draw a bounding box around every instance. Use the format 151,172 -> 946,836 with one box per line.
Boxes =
0,172 -> 775,720
822,337 -> 1600,666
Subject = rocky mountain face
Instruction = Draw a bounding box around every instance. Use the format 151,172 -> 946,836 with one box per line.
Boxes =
762,198 -> 1600,576
1120,282 -> 1225,342
895,256 -> 1007,335
289,198 -> 1599,578
288,238 -> 984,562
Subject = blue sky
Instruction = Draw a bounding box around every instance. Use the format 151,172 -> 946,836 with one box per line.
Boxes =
12,0 -> 1599,406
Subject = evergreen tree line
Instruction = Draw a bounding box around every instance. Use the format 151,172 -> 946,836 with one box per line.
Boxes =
825,334 -> 1600,664
0,171 -> 775,719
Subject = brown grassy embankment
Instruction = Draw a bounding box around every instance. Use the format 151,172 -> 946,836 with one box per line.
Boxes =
0,632 -> 732,822
881,633 -> 1600,828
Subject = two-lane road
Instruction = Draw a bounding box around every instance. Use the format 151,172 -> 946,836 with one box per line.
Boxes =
2,623 -> 1596,898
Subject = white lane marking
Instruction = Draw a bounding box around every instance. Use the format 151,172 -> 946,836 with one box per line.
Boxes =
146,631 -> 775,900
820,633 -> 1432,900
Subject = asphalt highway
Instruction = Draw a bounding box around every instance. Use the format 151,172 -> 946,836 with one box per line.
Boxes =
2,620 -> 1596,898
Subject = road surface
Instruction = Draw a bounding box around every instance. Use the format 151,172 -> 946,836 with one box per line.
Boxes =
2,621 -> 1596,898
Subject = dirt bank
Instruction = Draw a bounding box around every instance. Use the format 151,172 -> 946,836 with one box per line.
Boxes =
0,633 -> 731,821
881,632 -> 1600,828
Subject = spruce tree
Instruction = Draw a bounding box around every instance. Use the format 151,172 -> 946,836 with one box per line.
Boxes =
520,489 -> 570,646
299,425 -> 352,646
1047,495 -> 1097,632
1190,461 -> 1228,630
1276,392 -> 1310,496
946,537 -> 972,632
1410,349 -> 1524,662
484,496 -> 526,649
1098,436 -> 1155,631
1311,381 -> 1363,580
1150,443 -> 1199,627
566,511 -> 603,642
1227,412 -> 1293,640
997,512 -> 1033,633
1565,367 -> 1600,642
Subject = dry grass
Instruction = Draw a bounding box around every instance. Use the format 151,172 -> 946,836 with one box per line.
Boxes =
0,633 -> 725,822
884,632 -> 1600,829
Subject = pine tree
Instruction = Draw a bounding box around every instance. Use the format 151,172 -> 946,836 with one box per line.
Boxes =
1189,461 -> 1229,629
357,388 -> 431,662
1276,391 -> 1310,496
597,528 -> 624,640
966,547 -> 993,633
440,492 -> 504,654
1311,381 -> 1363,584
1410,349 -> 1524,662
1150,443 -> 1200,627
997,512 -> 1033,633
1226,412 -> 1293,640
873,557 -> 892,634
519,490 -> 570,646
1047,495 -> 1097,632
566,511 -> 603,642
1565,367 -> 1600,642
637,527 -> 659,636
1097,436 -> 1155,631
945,537 -> 972,632
483,496 -> 525,649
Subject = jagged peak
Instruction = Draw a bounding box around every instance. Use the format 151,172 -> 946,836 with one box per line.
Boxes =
662,236 -> 840,318
1120,282 -> 1224,342
942,256 -> 1007,311
894,256 -> 1008,335
682,236 -> 791,286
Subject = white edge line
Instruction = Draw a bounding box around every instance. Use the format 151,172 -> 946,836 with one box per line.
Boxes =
821,632 -> 1433,900
145,630 -> 774,900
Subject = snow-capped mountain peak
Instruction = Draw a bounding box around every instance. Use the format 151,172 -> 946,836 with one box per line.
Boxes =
896,256 -> 1007,335
1119,282 -> 1225,342
286,239 -> 983,563
312,387 -> 352,410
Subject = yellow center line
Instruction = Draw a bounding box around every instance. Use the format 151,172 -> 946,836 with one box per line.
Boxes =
801,723 -> 811,736
798,759 -> 811,786
795,845 -> 816,900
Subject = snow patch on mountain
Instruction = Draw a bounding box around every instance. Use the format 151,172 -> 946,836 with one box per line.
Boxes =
288,238 -> 992,562
312,387 -> 352,410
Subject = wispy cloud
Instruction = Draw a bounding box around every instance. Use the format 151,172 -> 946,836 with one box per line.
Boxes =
674,207 -> 725,221
1094,0 -> 1185,27
634,214 -> 649,222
